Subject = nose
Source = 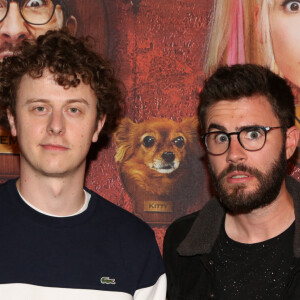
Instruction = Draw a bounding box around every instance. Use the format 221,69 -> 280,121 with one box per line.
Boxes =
0,3 -> 30,46
226,136 -> 247,164
47,110 -> 65,135
162,151 -> 175,163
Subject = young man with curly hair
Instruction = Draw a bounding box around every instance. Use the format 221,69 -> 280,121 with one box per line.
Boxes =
0,30 -> 166,299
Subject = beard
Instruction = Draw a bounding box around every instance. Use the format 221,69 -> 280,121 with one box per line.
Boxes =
208,144 -> 287,214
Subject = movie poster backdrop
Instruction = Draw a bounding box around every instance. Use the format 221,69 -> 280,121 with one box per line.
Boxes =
0,0 -> 299,251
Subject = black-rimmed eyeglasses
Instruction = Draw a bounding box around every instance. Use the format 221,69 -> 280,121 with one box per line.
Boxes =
201,126 -> 283,155
0,0 -> 59,25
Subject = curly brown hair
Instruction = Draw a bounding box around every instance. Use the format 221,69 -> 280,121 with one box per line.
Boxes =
0,29 -> 124,139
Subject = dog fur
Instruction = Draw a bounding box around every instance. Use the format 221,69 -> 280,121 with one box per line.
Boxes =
114,117 -> 207,216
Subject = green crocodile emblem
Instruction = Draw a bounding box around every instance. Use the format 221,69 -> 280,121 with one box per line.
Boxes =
100,276 -> 116,285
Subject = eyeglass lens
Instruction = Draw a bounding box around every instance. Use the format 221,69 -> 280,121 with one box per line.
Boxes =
206,127 -> 266,155
0,0 -> 55,25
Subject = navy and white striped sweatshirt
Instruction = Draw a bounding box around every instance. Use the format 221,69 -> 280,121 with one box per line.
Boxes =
0,179 -> 166,299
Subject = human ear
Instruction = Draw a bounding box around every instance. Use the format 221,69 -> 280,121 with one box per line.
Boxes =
285,126 -> 300,159
6,109 -> 17,137
92,115 -> 106,143
65,16 -> 78,36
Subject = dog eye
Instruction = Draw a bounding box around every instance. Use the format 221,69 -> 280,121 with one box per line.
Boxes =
173,136 -> 184,148
143,136 -> 155,148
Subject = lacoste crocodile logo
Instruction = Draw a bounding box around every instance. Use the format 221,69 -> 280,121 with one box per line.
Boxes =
100,277 -> 116,285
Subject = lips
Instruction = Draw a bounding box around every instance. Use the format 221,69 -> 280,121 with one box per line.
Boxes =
0,50 -> 14,60
41,144 -> 69,151
231,174 -> 248,179
226,171 -> 253,183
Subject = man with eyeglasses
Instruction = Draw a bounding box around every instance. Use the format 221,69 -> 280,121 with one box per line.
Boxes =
164,64 -> 300,300
0,0 -> 77,60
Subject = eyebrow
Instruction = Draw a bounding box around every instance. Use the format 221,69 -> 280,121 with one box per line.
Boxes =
207,123 -> 264,132
24,98 -> 90,106
207,123 -> 226,132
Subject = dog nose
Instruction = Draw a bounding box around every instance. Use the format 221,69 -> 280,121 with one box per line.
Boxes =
162,151 -> 175,163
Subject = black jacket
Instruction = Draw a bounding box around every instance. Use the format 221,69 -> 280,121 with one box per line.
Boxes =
163,176 -> 300,300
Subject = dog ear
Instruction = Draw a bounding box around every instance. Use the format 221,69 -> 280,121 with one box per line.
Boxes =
113,117 -> 135,162
181,117 -> 202,155
181,116 -> 199,138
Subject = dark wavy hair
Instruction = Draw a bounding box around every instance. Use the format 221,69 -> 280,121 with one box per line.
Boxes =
198,64 -> 295,133
0,30 -> 124,139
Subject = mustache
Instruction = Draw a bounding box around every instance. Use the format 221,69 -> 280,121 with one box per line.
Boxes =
217,164 -> 263,182
0,42 -> 20,53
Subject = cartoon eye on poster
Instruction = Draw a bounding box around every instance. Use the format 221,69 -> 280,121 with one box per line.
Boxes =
205,0 -> 300,171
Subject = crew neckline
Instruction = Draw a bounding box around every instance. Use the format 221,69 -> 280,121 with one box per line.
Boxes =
18,189 -> 91,218
5,178 -> 98,228
222,219 -> 295,248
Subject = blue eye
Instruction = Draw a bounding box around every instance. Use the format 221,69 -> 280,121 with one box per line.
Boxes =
215,133 -> 228,144
36,106 -> 45,111
69,108 -> 79,113
243,128 -> 264,141
246,131 -> 260,140
32,105 -> 48,115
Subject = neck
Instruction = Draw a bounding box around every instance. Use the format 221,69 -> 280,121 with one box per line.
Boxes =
225,180 -> 295,244
18,165 -> 86,217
